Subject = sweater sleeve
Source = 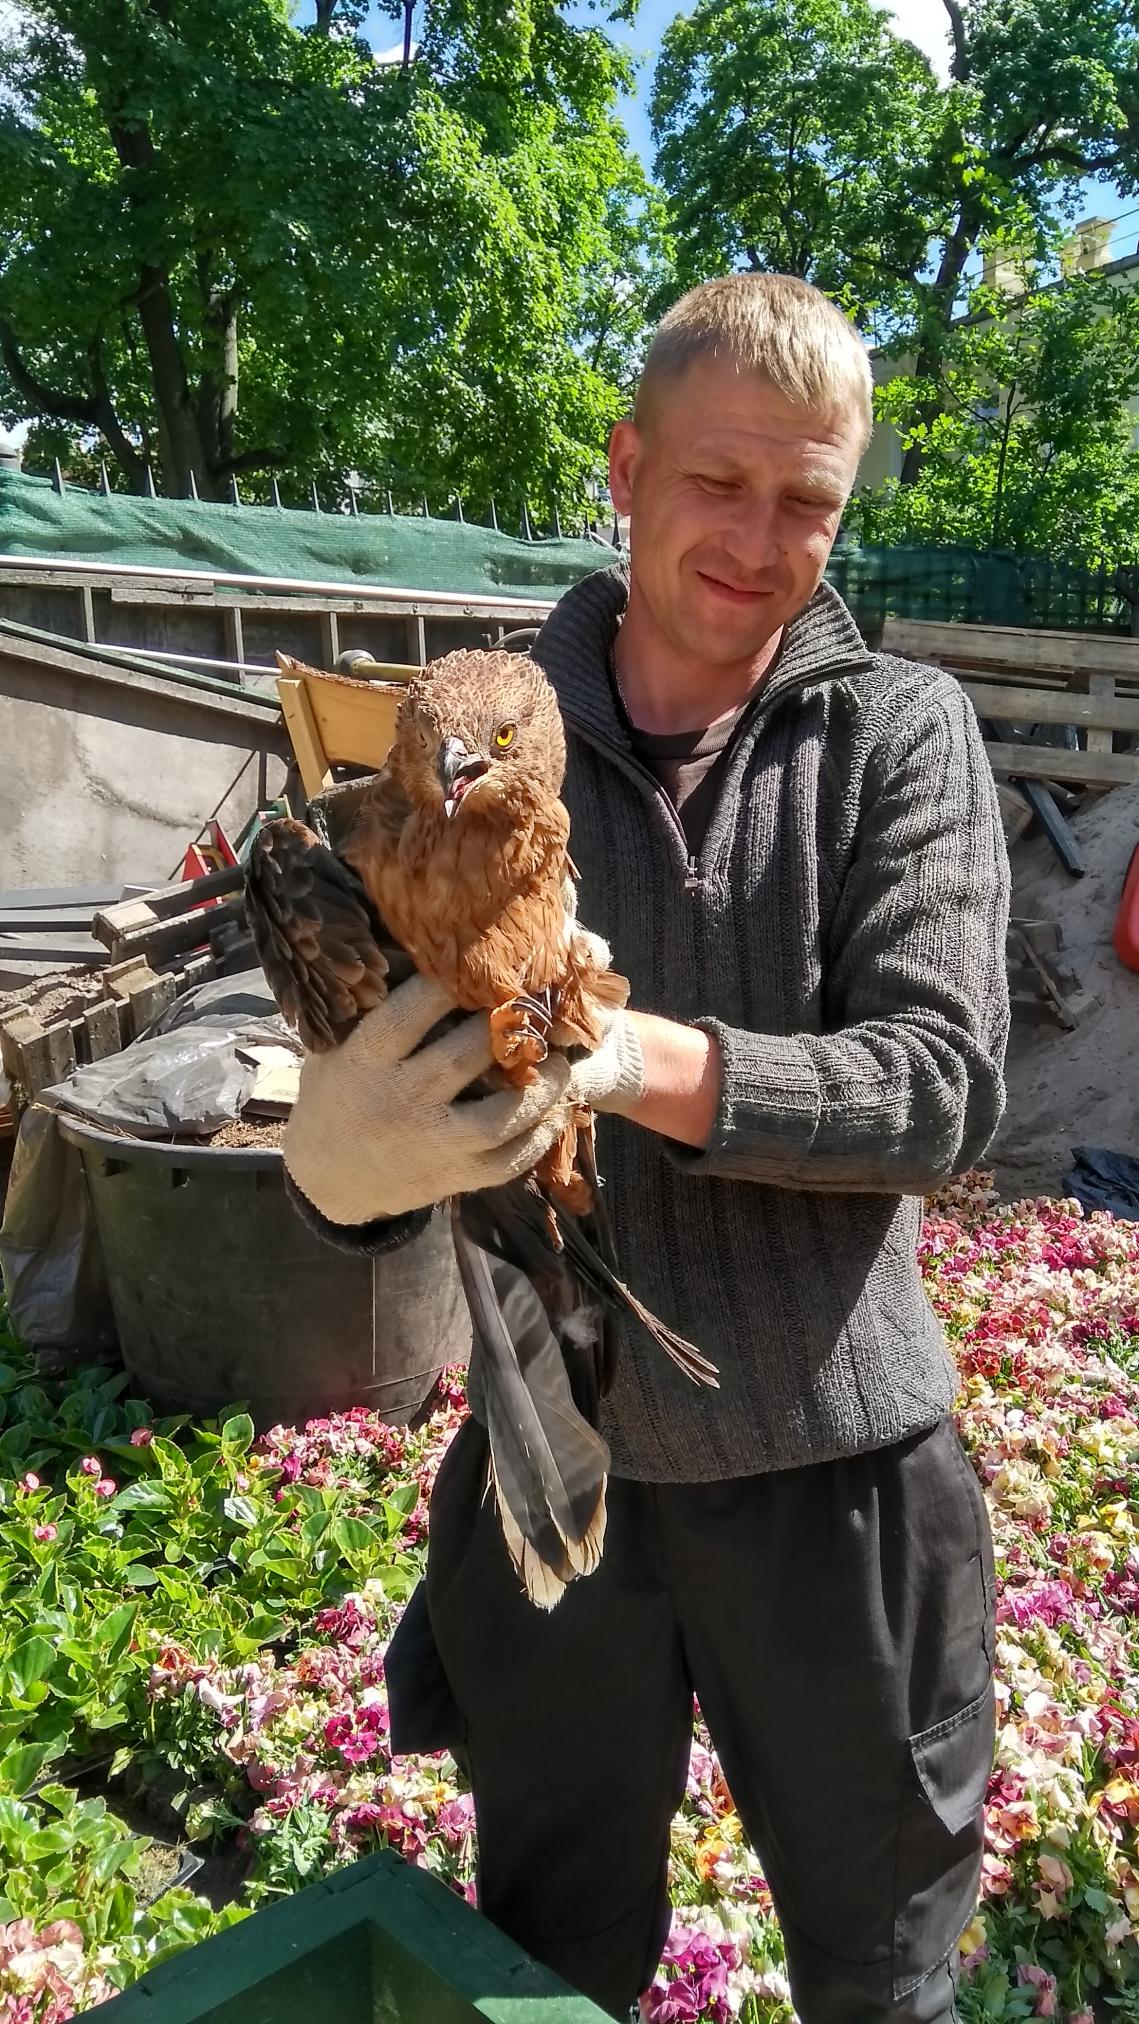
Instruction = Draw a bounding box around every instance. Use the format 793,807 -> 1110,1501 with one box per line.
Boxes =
674,680 -> 1011,1194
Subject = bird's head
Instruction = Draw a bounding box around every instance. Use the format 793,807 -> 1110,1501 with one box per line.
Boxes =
391,649 -> 567,823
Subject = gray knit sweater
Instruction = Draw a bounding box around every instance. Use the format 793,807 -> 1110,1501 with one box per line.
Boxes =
525,564 -> 1010,1483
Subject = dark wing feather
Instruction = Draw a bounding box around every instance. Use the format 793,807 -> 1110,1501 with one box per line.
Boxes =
464,1175 -> 718,1394
245,818 -> 389,1052
450,1204 -> 608,1610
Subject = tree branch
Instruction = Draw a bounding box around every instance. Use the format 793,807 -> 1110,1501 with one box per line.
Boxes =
87,332 -> 145,488
213,446 -> 289,479
940,0 -> 969,84
0,319 -> 98,426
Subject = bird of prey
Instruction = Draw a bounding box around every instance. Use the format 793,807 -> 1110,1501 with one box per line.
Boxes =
245,647 -> 717,1608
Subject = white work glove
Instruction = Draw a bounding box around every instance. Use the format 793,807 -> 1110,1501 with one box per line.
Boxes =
565,1001 -> 646,1117
558,915 -> 646,1118
283,972 -> 574,1225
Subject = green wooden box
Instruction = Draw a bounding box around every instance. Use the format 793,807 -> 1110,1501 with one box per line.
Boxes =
96,1851 -> 611,2023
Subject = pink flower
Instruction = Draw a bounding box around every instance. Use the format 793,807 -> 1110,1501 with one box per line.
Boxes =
129,1427 -> 154,1447
79,1456 -> 101,1476
1016,1963 -> 1057,2016
32,1524 -> 57,1544
18,1474 -> 40,1493
94,1478 -> 117,1499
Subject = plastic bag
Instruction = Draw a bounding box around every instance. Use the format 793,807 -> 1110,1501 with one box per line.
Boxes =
0,1105 -> 116,1353
41,1015 -> 298,1138
1061,1146 -> 1139,1222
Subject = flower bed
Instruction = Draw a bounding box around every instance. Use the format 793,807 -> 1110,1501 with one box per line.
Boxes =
0,1178 -> 1137,2021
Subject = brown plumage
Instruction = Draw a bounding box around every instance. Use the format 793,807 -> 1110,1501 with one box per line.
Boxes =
246,647 -> 717,1609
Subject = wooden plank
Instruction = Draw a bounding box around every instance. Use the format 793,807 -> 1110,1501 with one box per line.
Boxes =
963,679 -> 1139,734
108,896 -> 245,970
319,609 -> 340,670
92,865 -> 243,948
0,886 -> 125,909
222,605 -> 245,681
0,1015 -> 77,1099
996,782 -> 1033,845
124,970 -> 178,1039
884,616 -> 1139,678
2,568 -> 555,624
0,910 -> 101,932
81,1000 -> 121,1063
1079,670 -> 1115,756
306,680 -> 403,768
983,741 -> 1139,788
277,676 -> 333,799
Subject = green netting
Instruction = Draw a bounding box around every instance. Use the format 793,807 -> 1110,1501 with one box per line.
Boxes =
0,470 -> 614,604
2,470 -> 1134,633
826,542 -> 1139,635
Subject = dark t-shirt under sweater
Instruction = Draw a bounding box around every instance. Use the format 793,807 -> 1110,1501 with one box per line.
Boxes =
606,654 -> 746,855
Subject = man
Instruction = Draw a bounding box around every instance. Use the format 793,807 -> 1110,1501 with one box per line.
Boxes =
284,273 -> 1010,2023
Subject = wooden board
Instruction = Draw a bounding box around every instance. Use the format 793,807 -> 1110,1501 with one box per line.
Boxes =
277,677 -> 334,800
963,680 -> 1139,734
983,742 -> 1139,788
296,669 -> 405,770
883,617 -> 1139,680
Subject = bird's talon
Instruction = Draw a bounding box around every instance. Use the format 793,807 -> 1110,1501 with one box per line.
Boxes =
490,999 -> 550,1084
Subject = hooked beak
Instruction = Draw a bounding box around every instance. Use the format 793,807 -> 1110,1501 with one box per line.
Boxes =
437,736 -> 490,819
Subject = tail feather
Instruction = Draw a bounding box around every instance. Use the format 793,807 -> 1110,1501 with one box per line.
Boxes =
547,1198 -> 719,1389
450,1205 -> 609,1610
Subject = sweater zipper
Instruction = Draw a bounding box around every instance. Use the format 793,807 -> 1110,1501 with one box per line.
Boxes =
568,670 -> 820,893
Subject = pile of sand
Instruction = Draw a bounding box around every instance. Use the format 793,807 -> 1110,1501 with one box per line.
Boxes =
992,782 -> 1139,1201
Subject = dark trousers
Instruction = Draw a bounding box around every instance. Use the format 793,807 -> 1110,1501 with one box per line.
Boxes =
392,1414 -> 996,2023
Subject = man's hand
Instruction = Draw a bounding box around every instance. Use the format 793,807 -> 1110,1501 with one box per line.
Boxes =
283,973 -> 574,1225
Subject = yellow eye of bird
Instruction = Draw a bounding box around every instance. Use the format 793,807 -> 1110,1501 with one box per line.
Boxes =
494,723 -> 516,750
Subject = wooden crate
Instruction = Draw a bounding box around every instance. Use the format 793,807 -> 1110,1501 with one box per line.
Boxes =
276,653 -> 409,800
881,618 -> 1139,791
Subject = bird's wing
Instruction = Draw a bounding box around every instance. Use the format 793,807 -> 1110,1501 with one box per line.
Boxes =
450,1203 -> 609,1611
244,818 -> 390,1052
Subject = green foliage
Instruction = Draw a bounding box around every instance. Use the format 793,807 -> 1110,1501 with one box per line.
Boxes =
0,0 -> 649,511
0,1337 -> 421,1791
650,0 -> 940,325
649,0 -> 1138,435
849,272 -> 1139,560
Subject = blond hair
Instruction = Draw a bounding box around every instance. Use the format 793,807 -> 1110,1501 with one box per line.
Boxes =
635,273 -> 873,451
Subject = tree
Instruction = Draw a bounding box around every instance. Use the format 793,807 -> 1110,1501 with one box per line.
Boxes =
650,0 -> 941,329
649,0 -> 1137,478
0,0 -> 649,510
847,270 -> 1139,561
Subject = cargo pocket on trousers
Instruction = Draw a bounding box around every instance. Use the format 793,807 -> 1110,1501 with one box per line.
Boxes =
893,1678 -> 995,2000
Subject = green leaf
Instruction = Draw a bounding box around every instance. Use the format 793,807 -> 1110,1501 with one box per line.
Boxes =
112,1481 -> 174,1514
220,1413 -> 254,1459
6,1636 -> 56,1698
98,1602 -> 138,1666
0,1742 -> 54,1797
222,1494 -> 258,1530
332,1516 -> 381,1561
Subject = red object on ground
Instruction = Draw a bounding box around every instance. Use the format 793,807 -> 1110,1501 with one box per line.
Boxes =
180,821 -> 239,903
1114,840 -> 1139,972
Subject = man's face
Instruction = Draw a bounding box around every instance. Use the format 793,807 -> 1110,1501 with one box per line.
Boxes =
609,356 -> 863,670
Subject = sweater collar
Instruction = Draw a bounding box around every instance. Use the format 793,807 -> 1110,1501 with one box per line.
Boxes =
533,561 -> 873,749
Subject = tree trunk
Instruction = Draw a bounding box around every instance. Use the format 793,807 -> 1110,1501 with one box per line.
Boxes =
898,215 -> 977,488
196,282 -> 240,498
134,263 -> 208,497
